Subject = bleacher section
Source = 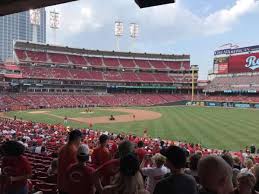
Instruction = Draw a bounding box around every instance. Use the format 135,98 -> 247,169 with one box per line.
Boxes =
204,74 -> 259,92
14,49 -> 190,71
0,41 -> 199,108
8,41 -> 197,92
196,95 -> 259,103
26,50 -> 47,62
119,58 -> 136,68
67,55 -> 87,65
0,93 -> 190,110
17,65 -> 195,83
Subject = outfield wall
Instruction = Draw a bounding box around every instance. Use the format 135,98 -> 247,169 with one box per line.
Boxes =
189,101 -> 259,109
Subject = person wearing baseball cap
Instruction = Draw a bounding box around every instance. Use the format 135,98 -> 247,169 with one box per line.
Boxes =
65,144 -> 95,194
154,145 -> 198,194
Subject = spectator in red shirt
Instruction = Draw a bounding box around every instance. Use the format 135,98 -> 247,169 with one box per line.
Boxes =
65,144 -> 95,194
136,141 -> 147,162
58,130 -> 82,194
1,141 -> 32,194
91,134 -> 111,168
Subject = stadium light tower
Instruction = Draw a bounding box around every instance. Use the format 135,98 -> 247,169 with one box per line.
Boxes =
130,23 -> 139,51
115,21 -> 124,51
50,10 -> 60,44
30,9 -> 41,43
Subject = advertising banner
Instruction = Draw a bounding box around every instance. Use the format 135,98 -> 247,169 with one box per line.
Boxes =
228,52 -> 259,73
214,45 -> 259,56
234,103 -> 250,108
217,63 -> 228,74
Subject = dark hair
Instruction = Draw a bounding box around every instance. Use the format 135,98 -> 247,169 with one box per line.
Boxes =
120,153 -> 139,176
221,154 -> 234,167
41,146 -> 46,153
118,140 -> 134,158
162,145 -> 186,169
189,153 -> 201,170
160,141 -> 165,147
68,130 -> 82,142
2,141 -> 25,156
51,152 -> 58,158
99,134 -> 109,144
137,141 -> 144,148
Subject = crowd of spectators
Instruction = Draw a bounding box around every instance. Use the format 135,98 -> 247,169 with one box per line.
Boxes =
197,95 -> 259,103
204,75 -> 259,92
1,117 -> 259,194
0,93 -> 188,111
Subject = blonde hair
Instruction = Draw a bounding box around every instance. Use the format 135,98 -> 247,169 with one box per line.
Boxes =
233,156 -> 241,165
237,172 -> 256,188
152,153 -> 166,167
245,159 -> 254,169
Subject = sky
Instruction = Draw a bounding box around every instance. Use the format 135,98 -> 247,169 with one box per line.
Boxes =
46,0 -> 259,79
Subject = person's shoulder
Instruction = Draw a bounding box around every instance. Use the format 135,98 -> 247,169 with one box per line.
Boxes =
154,177 -> 171,193
165,173 -> 196,185
156,174 -> 173,184
103,146 -> 110,152
58,144 -> 67,153
93,146 -> 100,152
85,164 -> 95,174
103,158 -> 120,166
96,158 -> 120,174
20,155 -> 30,164
66,163 -> 77,172
181,173 -> 197,182
70,144 -> 78,152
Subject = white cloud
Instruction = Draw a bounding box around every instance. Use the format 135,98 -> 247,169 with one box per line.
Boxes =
202,0 -> 259,35
45,0 -> 259,48
46,1 -> 102,43
140,0 -> 259,37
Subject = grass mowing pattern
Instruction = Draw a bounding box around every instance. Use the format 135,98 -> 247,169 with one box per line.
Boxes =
6,106 -> 259,151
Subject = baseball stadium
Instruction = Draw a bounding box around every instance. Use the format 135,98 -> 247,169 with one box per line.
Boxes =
1,1 -> 259,194
2,40 -> 259,151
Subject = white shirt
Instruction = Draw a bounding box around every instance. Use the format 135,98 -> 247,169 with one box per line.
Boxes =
240,168 -> 251,173
35,146 -> 42,154
142,165 -> 170,193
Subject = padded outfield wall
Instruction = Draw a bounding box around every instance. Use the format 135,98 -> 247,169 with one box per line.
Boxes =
189,101 -> 259,109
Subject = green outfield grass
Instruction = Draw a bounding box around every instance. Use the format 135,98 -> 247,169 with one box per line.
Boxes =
5,106 -> 259,151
